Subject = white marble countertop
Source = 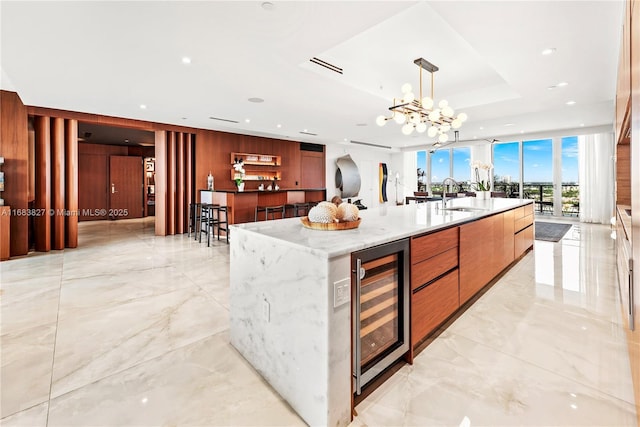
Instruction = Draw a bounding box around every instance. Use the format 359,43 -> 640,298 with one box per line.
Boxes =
231,197 -> 533,258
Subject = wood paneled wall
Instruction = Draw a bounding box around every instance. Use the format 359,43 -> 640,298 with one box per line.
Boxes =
32,115 -> 79,251
617,144 -> 631,205
0,91 -> 29,257
194,130 -> 306,195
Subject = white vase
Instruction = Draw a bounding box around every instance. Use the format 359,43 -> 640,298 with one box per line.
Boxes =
476,190 -> 489,200
237,182 -> 245,192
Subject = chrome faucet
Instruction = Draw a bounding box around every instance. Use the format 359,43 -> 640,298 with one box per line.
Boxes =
441,177 -> 459,208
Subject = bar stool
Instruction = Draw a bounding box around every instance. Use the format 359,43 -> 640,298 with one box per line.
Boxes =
287,202 -> 310,217
255,205 -> 286,221
199,203 -> 219,246
188,202 -> 202,239
211,205 -> 229,244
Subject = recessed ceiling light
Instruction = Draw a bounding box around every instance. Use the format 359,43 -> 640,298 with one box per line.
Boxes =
520,130 -> 524,134
473,136 -> 477,139
542,48 -> 556,55
479,126 -> 484,130
245,118 -> 251,123
504,123 -> 515,127
124,139 -> 129,143
140,104 -> 147,109
566,100 -> 576,106
276,124 -> 282,128
261,2 -> 274,11
557,81 -> 568,87
343,138 -> 348,142
182,57 -> 191,64
248,97 -> 264,103
580,123 -> 585,127
303,129 -> 308,132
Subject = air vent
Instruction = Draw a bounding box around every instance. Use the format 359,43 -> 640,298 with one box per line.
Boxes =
300,131 -> 318,136
309,57 -> 343,75
209,116 -> 239,124
350,140 -> 392,150
300,142 -> 324,152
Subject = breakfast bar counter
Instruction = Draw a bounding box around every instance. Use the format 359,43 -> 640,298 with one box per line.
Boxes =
229,197 -> 534,426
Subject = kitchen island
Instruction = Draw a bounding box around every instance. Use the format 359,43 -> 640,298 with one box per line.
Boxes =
229,197 -> 534,426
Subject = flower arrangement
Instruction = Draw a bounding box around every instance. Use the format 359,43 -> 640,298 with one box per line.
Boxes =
233,159 -> 245,187
470,161 -> 492,191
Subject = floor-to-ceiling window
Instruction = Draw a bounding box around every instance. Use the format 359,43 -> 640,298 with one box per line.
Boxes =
561,136 -> 580,216
452,147 -> 471,189
523,139 -> 554,213
416,147 -> 472,194
492,142 -> 520,197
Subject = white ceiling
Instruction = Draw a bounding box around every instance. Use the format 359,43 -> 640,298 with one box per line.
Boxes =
0,1 -> 624,151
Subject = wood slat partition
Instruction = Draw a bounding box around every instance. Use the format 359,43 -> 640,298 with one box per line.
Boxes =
155,130 -> 166,236
0,91 -> 29,257
51,117 -> 65,250
176,133 -> 185,234
185,134 -> 193,225
167,132 -> 176,235
34,116 -> 51,252
65,120 -> 78,248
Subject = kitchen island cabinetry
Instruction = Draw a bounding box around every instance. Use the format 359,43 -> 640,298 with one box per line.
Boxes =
229,198 -> 534,427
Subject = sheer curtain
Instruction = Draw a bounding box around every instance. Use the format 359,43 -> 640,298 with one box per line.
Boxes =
578,133 -> 615,224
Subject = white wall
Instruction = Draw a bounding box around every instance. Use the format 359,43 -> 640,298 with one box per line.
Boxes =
325,144 -> 406,209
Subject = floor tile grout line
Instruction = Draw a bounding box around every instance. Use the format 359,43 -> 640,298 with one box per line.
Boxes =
45,263 -> 65,427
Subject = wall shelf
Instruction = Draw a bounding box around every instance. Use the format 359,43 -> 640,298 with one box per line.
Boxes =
231,152 -> 281,183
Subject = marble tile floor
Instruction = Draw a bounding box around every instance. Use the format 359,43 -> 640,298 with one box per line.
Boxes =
0,217 -> 636,426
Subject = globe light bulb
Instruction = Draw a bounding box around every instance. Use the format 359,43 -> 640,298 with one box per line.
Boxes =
458,112 -> 468,122
416,122 -> 427,133
401,83 -> 412,94
428,109 -> 441,122
438,133 -> 449,143
403,92 -> 415,103
376,115 -> 387,127
394,112 -> 406,124
451,118 -> 462,129
427,126 -> 438,137
402,123 -> 414,135
438,99 -> 449,108
442,106 -> 454,117
440,124 -> 451,133
421,97 -> 434,109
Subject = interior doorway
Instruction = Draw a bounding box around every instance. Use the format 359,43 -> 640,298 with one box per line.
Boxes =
77,122 -> 154,222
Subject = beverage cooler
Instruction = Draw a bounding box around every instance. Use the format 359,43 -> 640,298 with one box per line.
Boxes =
351,238 -> 410,395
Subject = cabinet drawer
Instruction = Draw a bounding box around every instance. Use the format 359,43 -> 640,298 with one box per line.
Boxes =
412,269 -> 459,345
513,206 -> 525,219
515,224 -> 534,257
514,214 -> 533,232
411,247 -> 458,290
523,203 -> 533,217
411,227 -> 458,264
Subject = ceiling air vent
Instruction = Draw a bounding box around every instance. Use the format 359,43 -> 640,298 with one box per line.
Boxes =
299,130 -> 318,136
309,57 -> 343,75
209,116 -> 239,124
350,140 -> 392,150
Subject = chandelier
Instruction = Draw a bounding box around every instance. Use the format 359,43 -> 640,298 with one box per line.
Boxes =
376,58 -> 467,143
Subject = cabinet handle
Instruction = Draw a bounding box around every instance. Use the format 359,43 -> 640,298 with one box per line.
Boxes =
111,183 -> 117,194
353,258 -> 362,395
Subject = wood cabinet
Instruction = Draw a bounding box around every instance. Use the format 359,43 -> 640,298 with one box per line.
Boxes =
231,152 -> 281,182
616,0 -> 632,145
410,226 -> 459,353
514,203 -> 534,259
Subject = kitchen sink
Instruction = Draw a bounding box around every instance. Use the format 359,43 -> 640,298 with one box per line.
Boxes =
441,206 -> 487,212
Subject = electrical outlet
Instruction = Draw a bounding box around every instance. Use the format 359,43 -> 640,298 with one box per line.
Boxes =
334,279 -> 350,308
262,299 -> 270,322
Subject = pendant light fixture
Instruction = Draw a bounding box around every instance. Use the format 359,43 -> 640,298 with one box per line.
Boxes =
376,58 -> 467,143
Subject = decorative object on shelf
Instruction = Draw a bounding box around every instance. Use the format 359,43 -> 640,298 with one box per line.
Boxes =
469,161 -> 492,196
376,57 -> 467,145
207,171 -> 214,190
233,158 -> 245,190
